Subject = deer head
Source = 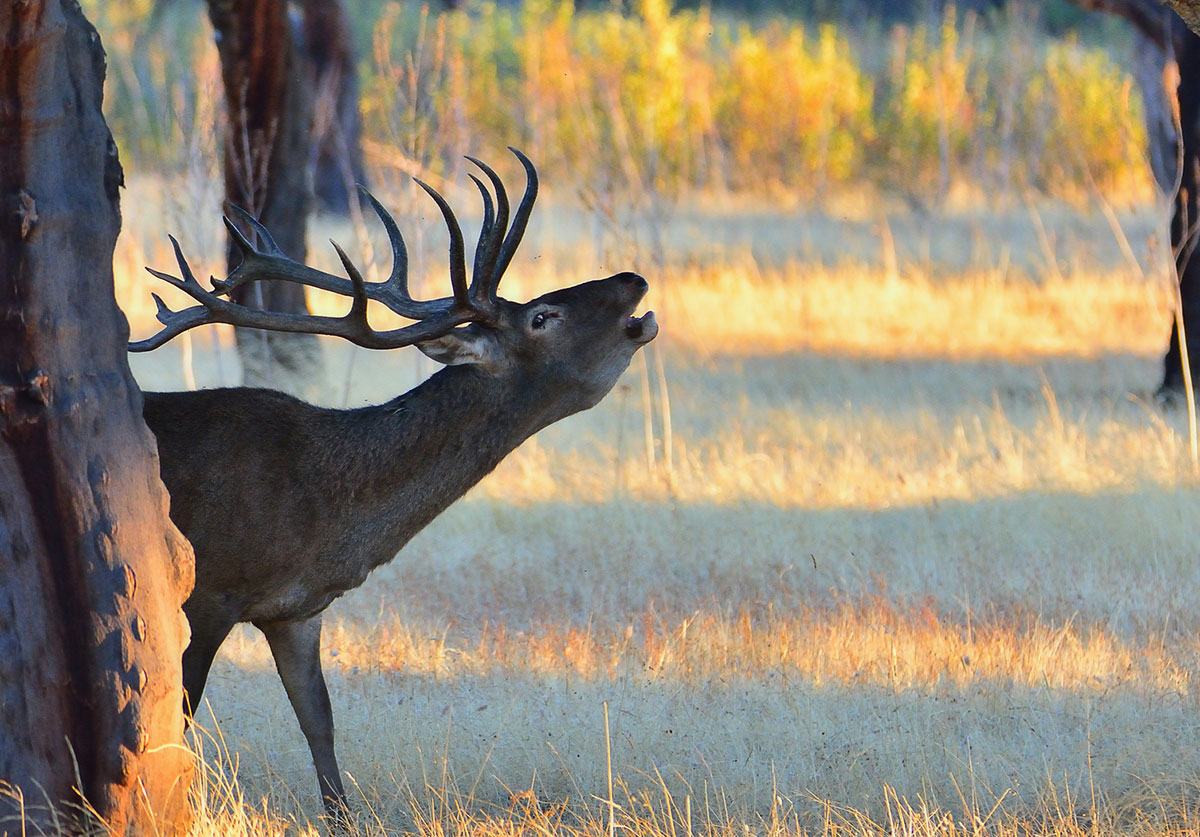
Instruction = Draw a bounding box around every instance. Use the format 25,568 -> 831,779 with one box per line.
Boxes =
417,272 -> 656,422
132,148 -> 657,420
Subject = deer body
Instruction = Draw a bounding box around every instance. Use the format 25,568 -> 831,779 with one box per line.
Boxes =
147,371 -> 528,627
133,155 -> 655,817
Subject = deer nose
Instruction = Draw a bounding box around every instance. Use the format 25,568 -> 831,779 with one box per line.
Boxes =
613,272 -> 647,289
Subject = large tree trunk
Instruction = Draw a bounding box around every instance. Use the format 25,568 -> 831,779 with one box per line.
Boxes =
302,0 -> 368,215
208,0 -> 326,399
0,2 -> 194,834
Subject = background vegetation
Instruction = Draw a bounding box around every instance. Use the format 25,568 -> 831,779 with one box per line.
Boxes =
73,1 -> 1200,836
93,0 -> 1150,206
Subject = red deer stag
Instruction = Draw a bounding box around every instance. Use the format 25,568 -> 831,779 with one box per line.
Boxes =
133,149 -> 657,815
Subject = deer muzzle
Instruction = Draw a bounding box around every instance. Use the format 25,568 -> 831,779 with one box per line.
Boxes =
626,310 -> 658,344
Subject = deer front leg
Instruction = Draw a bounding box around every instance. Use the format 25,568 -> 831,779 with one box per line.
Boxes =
181,602 -> 237,718
258,615 -> 348,817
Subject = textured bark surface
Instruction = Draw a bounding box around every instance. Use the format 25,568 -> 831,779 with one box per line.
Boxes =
208,0 -> 325,398
302,0 -> 367,215
0,1 -> 194,834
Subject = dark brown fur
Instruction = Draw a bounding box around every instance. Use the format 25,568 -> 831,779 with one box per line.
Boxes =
143,273 -> 657,814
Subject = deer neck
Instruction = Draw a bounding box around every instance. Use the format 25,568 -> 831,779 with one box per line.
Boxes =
339,364 -> 552,566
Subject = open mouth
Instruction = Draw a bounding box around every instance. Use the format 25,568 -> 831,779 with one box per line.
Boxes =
625,311 -> 659,344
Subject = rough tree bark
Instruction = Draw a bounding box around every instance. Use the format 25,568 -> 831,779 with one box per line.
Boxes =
208,0 -> 326,399
302,0 -> 367,215
0,2 -> 194,834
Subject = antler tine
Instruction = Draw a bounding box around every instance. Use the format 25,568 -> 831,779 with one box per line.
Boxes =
213,213 -> 362,301
131,298 -> 212,352
213,211 -> 289,296
330,239 -> 371,325
142,235 -> 228,308
215,197 -> 453,321
465,156 -> 509,296
467,173 -> 496,285
355,185 -> 438,320
413,178 -> 474,313
489,147 -> 538,297
129,237 -> 213,350
227,205 -> 284,256
131,234 -> 344,351
160,235 -> 201,289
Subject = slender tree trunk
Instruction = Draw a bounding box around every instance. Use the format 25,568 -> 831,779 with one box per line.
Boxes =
1069,0 -> 1200,397
0,2 -> 194,834
208,0 -> 326,399
1130,29 -> 1180,193
1160,31 -> 1200,396
302,0 -> 367,215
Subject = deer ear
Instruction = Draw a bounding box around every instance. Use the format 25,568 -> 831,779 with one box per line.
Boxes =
416,327 -> 499,367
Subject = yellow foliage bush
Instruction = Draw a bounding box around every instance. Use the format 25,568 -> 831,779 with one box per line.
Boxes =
358,1 -> 1150,203
1024,40 -> 1147,197
717,23 -> 874,194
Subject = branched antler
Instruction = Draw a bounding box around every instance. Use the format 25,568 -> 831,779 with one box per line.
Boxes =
130,147 -> 539,353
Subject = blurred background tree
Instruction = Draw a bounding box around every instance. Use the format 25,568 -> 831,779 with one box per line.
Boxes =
1068,0 -> 1200,398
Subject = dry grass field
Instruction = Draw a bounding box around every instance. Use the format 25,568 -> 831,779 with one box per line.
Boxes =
111,171 -> 1200,837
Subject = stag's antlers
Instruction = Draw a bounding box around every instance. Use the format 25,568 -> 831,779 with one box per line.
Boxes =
130,148 -> 539,353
